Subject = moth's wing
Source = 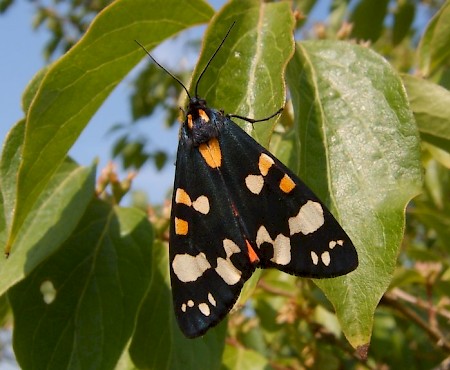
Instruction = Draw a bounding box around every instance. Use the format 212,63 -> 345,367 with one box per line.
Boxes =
218,119 -> 358,278
169,135 -> 258,338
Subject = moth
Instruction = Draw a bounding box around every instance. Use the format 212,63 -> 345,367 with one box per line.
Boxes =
136,23 -> 358,338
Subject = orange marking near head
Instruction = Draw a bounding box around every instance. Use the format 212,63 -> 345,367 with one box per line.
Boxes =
199,137 -> 222,168
175,217 -> 189,235
198,109 -> 210,122
175,188 -> 192,206
258,153 -> 274,176
246,240 -> 260,264
187,114 -> 193,129
279,174 -> 296,193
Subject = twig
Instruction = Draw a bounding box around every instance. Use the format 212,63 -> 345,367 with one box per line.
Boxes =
388,288 -> 450,321
257,279 -> 297,299
381,294 -> 450,352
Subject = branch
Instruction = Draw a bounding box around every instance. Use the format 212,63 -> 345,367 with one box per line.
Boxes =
381,292 -> 450,352
388,287 -> 450,321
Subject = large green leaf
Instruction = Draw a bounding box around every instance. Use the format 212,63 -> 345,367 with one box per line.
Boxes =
8,0 -> 214,254
417,0 -> 450,77
403,74 -> 450,153
286,41 -> 422,349
8,202 -> 153,370
189,0 -> 295,147
0,121 -> 96,295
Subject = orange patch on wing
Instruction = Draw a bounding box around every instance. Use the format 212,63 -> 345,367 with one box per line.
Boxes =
258,153 -> 274,176
199,137 -> 222,168
198,109 -> 210,122
175,217 -> 189,235
187,114 -> 193,129
279,174 -> 296,193
175,188 -> 192,206
246,240 -> 260,264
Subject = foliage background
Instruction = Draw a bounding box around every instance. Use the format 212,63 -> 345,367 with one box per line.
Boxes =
1,0 -> 450,369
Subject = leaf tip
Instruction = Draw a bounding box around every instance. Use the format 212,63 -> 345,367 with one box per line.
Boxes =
356,343 -> 370,360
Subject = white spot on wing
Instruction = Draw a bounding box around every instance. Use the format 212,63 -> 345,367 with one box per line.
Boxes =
256,226 -> 291,265
215,239 -> 242,285
208,293 -> 216,307
271,234 -> 291,265
198,303 -> 211,316
223,239 -> 241,257
172,253 -> 211,282
256,226 -> 271,248
216,258 -> 241,285
329,239 -> 345,249
181,303 -> 187,312
245,174 -> 264,194
193,195 -> 210,214
187,300 -> 194,307
311,251 -> 319,265
321,251 -> 331,266
289,201 -> 324,235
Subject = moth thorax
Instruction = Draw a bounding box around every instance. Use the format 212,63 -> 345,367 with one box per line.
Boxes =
186,109 -> 220,146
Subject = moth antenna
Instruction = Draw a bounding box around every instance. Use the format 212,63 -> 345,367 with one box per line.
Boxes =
194,21 -> 236,98
135,40 -> 191,100
228,107 -> 284,124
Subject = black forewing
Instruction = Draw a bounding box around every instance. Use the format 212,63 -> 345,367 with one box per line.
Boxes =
169,126 -> 257,338
216,115 -> 358,278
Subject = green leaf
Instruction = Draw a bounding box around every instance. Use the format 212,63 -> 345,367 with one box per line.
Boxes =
115,348 -> 138,370
392,0 -> 415,46
8,201 -> 153,370
9,0 -> 214,255
286,41 -> 422,348
22,66 -> 49,114
417,0 -> 450,77
0,159 -> 96,294
0,120 -> 25,232
0,119 -> 95,292
129,240 -> 227,370
129,240 -> 174,369
270,129 -> 301,175
424,143 -> 450,168
422,156 -> 450,210
402,74 -> 450,153
0,293 -> 11,327
350,0 -> 389,43
221,344 -> 270,370
0,189 -> 5,255
190,0 -> 295,147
